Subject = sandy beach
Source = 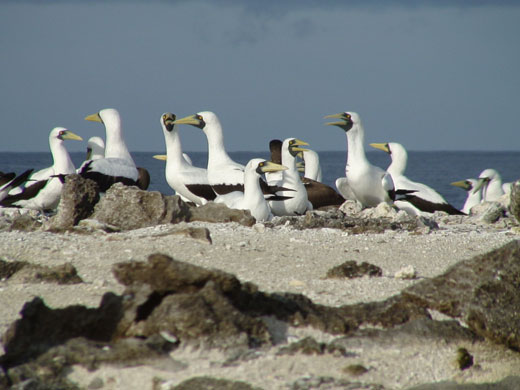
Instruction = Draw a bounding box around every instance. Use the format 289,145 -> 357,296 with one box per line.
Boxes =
1,209 -> 520,389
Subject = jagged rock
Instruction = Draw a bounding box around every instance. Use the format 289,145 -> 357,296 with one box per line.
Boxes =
8,212 -> 43,232
0,293 -> 124,371
454,347 -> 473,370
339,199 -> 363,215
0,259 -> 82,284
91,184 -> 190,230
171,377 -> 264,390
403,240 -> 520,350
111,253 -> 271,348
509,180 -> 520,223
470,201 -> 505,223
290,376 -> 385,390
45,174 -> 99,230
406,376 -> 520,390
189,202 -> 256,227
326,261 -> 382,279
273,209 -> 432,233
277,336 -> 349,357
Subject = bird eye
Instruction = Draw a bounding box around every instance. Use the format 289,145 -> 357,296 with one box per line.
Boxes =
345,114 -> 351,119
259,162 -> 264,167
197,115 -> 203,120
163,114 -> 167,120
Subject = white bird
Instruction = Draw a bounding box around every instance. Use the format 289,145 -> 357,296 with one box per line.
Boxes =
215,159 -> 287,222
0,170 -> 34,202
324,111 -> 396,208
451,178 -> 482,214
300,149 -> 322,182
370,142 -> 464,215
173,111 -> 285,198
78,108 -> 139,192
1,127 -> 82,211
173,111 -> 245,195
474,168 -> 507,202
269,139 -> 344,209
154,112 -> 216,206
268,138 -> 313,216
85,136 -> 105,161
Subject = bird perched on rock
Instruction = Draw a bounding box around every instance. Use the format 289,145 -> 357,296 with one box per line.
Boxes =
78,108 -> 141,192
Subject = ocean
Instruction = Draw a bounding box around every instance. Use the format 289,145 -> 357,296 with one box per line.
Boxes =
1,151 -> 519,211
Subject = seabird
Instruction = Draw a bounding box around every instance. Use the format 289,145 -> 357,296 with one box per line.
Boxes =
451,178 -> 482,214
155,112 -> 216,205
269,139 -> 344,209
0,127 -> 82,211
473,168 -> 508,202
300,149 -> 322,182
324,111 -> 396,208
173,111 -> 287,198
0,169 -> 34,202
78,108 -> 139,192
268,138 -> 313,216
265,139 -> 284,187
215,159 -> 287,222
370,142 -> 464,215
85,136 -> 105,161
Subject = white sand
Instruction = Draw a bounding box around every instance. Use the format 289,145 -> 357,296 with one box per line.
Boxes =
1,216 -> 519,389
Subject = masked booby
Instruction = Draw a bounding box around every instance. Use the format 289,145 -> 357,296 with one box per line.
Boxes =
266,139 -> 284,187
0,128 -> 82,211
473,168 -> 508,202
0,169 -> 34,202
215,159 -> 287,222
269,139 -> 344,209
268,138 -> 313,216
451,178 -> 482,214
155,112 -> 216,205
370,142 -> 464,215
324,112 -> 396,208
173,111 -> 288,198
78,108 -> 139,192
300,149 -> 322,182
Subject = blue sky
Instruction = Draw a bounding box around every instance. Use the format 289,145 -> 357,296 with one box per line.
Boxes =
1,1 -> 519,153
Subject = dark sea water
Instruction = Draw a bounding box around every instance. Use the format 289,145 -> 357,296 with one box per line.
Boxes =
1,151 -> 519,211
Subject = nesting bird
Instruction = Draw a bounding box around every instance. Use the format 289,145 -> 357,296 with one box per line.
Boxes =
0,127 -> 82,211
78,108 -> 140,192
451,178 -> 482,214
215,159 -> 287,221
370,142 -> 464,215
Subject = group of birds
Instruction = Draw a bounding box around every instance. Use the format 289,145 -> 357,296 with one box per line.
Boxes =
0,108 -> 513,222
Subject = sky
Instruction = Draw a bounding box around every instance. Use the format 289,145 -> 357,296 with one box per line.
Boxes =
1,0 -> 519,153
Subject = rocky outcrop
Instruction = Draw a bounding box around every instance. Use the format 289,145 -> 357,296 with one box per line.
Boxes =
510,180 -> 520,223
2,241 -> 520,388
403,239 -> 520,350
45,174 -> 99,231
0,259 -> 82,284
326,260 -> 383,279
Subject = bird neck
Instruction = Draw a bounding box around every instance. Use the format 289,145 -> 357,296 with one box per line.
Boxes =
165,129 -> 185,166
104,120 -> 135,164
281,150 -> 300,183
51,140 -> 75,174
205,125 -> 234,167
346,126 -> 370,167
243,171 -> 263,202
